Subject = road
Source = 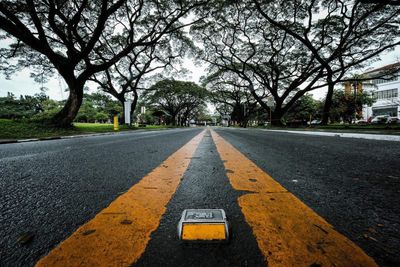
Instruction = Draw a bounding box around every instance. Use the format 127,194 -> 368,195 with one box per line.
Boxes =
0,127 -> 399,266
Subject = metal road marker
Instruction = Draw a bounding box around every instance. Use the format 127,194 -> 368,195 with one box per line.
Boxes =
178,209 -> 229,242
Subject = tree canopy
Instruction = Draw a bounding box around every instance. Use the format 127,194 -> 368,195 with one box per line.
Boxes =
143,79 -> 208,125
0,0 -> 208,127
192,0 -> 400,125
252,0 -> 400,124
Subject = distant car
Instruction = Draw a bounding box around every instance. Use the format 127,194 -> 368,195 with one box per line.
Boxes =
310,119 -> 321,125
387,117 -> 400,124
371,115 -> 390,124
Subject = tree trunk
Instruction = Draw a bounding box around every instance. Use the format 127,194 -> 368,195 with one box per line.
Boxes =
112,94 -> 125,124
321,81 -> 334,125
130,90 -> 139,121
182,116 -> 188,127
270,107 -> 285,126
171,114 -> 177,126
51,81 -> 84,127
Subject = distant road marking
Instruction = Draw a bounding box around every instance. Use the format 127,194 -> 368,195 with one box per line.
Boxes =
211,130 -> 377,267
36,130 -> 205,267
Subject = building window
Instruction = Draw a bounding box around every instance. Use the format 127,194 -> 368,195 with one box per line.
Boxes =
372,107 -> 397,117
375,88 -> 398,100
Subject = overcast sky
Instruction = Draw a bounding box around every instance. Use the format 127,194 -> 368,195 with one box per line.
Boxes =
0,43 -> 399,101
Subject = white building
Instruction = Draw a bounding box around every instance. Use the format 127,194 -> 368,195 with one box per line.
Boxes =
362,63 -> 400,119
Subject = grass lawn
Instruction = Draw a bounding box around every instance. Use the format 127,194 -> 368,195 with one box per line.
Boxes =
0,119 -> 175,140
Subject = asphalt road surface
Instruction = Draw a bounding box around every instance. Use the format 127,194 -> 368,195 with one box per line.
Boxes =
0,127 -> 399,266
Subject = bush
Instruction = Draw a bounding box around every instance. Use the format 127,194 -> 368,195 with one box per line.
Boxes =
95,112 -> 109,123
29,99 -> 62,123
0,93 -> 44,119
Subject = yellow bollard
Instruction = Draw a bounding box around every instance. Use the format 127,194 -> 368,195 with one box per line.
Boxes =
113,115 -> 119,131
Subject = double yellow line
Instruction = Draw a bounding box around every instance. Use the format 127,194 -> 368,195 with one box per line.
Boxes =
37,129 -> 377,267
211,130 -> 376,267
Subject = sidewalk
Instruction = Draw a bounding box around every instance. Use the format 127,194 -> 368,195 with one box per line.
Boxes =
262,129 -> 400,142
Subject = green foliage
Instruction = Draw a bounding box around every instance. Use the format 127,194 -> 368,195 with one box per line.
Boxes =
196,112 -> 212,122
143,79 -> 208,125
86,93 -> 122,116
30,99 -> 62,122
328,90 -> 375,123
75,101 -> 97,123
285,95 -> 322,122
138,111 -> 157,125
0,92 -> 52,119
145,79 -> 208,104
94,112 -> 109,123
0,91 -> 122,124
75,93 -> 122,123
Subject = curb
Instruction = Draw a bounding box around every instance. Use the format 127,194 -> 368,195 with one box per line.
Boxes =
0,130 -> 135,145
0,139 -> 18,144
0,127 -> 181,145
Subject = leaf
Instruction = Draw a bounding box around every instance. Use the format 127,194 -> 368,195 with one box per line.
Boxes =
17,232 -> 34,245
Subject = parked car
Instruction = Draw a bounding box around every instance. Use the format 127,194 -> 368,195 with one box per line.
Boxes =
310,119 -> 321,125
387,117 -> 400,124
371,115 -> 390,124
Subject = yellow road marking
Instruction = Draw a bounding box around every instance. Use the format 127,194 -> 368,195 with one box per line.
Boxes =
211,130 -> 377,267
37,130 -> 206,267
182,224 -> 226,240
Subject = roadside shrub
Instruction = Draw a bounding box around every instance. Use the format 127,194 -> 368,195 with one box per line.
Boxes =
95,112 -> 109,123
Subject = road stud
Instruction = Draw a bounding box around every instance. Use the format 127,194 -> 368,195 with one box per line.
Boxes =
177,209 -> 229,242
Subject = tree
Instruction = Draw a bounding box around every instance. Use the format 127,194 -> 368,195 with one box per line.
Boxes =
143,79 -> 208,125
192,2 -> 329,125
75,100 -> 96,123
327,89 -> 375,124
78,92 -> 122,120
252,0 -> 400,124
203,70 -> 259,127
0,1 -> 208,127
90,27 -> 194,122
193,105 -> 213,124
284,94 -> 322,124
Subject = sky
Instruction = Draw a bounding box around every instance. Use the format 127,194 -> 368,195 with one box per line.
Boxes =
0,42 -> 399,102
